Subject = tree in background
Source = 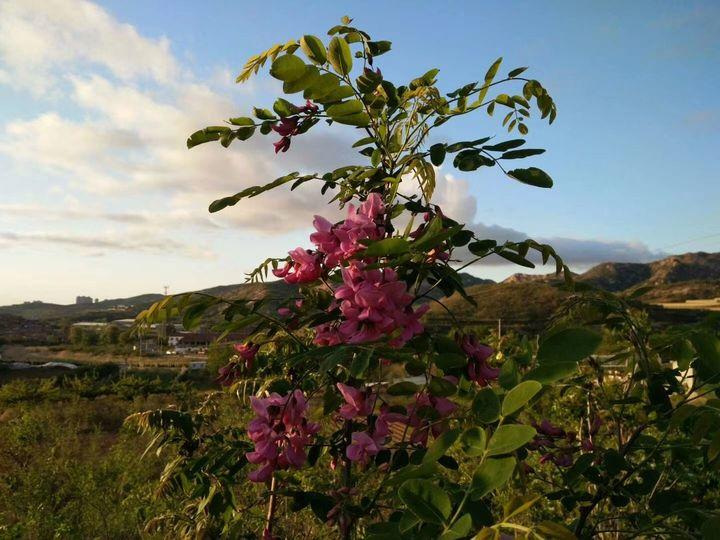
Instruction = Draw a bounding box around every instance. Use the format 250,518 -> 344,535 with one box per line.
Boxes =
69,326 -> 84,346
102,324 -> 120,346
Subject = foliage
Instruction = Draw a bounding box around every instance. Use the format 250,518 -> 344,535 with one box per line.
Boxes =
129,17 -> 720,540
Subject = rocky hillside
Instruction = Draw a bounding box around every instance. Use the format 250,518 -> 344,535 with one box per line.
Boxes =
502,252 -> 720,299
429,252 -> 720,327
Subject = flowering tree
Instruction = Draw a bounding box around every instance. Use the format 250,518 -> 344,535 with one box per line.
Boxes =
131,17 -> 720,540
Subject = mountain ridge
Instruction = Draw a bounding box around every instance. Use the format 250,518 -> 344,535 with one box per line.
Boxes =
2,252 -> 718,322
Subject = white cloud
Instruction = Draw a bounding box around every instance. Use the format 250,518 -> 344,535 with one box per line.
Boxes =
0,0 -> 662,270
0,0 -> 179,94
425,171 -> 663,266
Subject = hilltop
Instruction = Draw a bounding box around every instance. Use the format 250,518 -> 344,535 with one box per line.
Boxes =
0,273 -> 491,322
427,251 -> 720,327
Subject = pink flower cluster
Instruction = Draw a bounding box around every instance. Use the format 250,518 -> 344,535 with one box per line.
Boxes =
337,382 -> 458,461
459,334 -> 500,386
315,264 -> 428,347
235,342 -> 259,369
310,194 -> 385,267
273,194 -> 385,285
246,390 -> 319,482
272,100 -> 319,153
403,391 -> 457,446
272,248 -> 322,284
336,383 -> 399,464
273,192 -> 427,347
216,342 -> 259,386
527,417 -> 601,468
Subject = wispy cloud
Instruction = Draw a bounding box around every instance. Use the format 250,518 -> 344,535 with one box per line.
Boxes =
0,230 -> 215,259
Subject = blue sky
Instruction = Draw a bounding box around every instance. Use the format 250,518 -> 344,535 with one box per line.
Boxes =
1,0 -> 718,305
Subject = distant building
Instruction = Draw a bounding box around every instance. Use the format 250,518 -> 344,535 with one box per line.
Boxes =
169,332 -> 214,354
76,296 -> 93,305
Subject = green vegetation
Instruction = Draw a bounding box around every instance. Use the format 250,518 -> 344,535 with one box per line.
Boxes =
0,369 -> 204,538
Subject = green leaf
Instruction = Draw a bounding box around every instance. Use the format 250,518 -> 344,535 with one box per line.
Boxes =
429,376 -> 456,397
304,73 -> 340,100
537,327 -> 602,365
507,167 -> 553,188
692,333 -> 720,381
468,239 -> 497,256
273,98 -> 297,117
283,65 -> 319,93
508,66 -> 528,78
484,57 -> 503,83
350,349 -> 372,378
252,107 -> 276,120
387,381 -> 420,396
497,250 -> 535,268
328,36 -> 353,75
524,363 -> 578,384
187,128 -> 223,148
361,237 -> 410,257
483,139 -> 525,152
332,112 -> 370,126
435,353 -> 467,371
300,35 -> 327,65
430,143 -> 446,166
228,117 -> 256,141
368,40 -> 392,56
352,136 -> 376,148
486,425 -> 536,456
498,358 -> 519,390
460,427 -> 486,457
326,99 -> 364,117
269,54 -> 307,82
471,456 -> 516,498
472,387 -> 500,424
440,514 -> 473,540
500,148 -> 545,159
501,380 -> 542,416
424,428 -> 460,463
316,85 -> 355,103
398,479 -> 452,525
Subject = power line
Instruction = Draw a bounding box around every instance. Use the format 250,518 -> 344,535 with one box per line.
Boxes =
663,232 -> 720,250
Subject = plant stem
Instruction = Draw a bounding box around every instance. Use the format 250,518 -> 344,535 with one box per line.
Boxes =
264,475 -> 277,538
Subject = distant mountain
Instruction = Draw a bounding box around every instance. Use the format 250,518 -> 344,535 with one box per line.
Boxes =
0,294 -> 165,321
502,252 -> 720,296
0,272 -> 493,322
2,253 -> 718,325
427,252 -> 720,327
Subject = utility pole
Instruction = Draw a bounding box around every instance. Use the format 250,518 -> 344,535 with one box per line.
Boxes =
497,318 -> 502,339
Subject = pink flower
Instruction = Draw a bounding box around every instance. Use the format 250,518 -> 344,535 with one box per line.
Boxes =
246,390 -> 319,482
386,392 -> 457,447
412,392 -> 457,445
273,248 -> 322,284
216,362 -> 242,387
310,193 -> 386,268
271,117 -> 299,137
346,431 -> 381,464
337,383 -> 375,419
273,136 -> 291,153
299,100 -> 319,114
314,262 -> 427,348
459,334 -> 499,386
234,342 -> 259,370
